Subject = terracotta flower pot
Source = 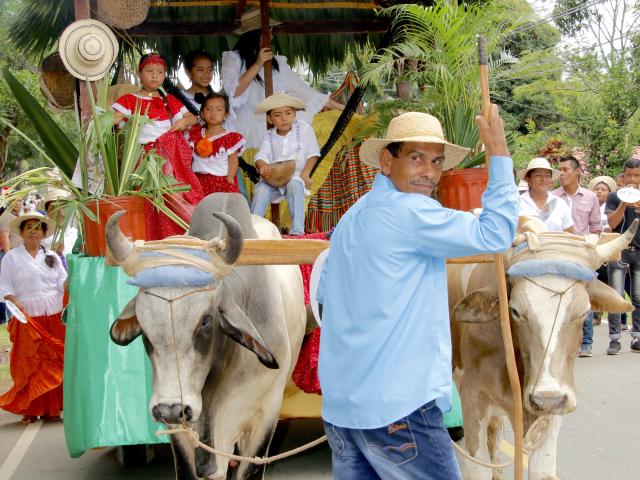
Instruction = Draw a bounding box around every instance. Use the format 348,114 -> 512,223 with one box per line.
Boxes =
437,167 -> 489,211
83,196 -> 146,257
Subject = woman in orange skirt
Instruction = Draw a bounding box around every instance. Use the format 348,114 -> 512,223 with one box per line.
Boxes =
0,212 -> 67,423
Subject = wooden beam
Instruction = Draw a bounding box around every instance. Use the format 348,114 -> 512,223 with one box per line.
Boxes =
236,0 -> 248,19
150,1 -> 379,10
127,18 -> 389,36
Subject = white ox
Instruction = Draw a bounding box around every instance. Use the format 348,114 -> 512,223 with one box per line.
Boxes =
447,222 -> 635,480
107,193 -> 306,480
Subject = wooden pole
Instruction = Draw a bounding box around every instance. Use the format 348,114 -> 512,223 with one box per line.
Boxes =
74,0 -> 92,127
478,35 -> 524,480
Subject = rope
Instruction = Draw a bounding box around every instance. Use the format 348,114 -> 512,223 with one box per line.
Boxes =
451,415 -> 552,470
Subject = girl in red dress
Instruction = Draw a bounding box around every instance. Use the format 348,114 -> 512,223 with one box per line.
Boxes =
187,93 -> 246,195
111,53 -> 204,240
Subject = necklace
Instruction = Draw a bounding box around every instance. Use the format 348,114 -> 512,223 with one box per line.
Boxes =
141,87 -> 159,97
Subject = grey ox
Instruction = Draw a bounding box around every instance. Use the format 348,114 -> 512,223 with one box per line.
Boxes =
447,220 -> 636,480
107,193 -> 306,480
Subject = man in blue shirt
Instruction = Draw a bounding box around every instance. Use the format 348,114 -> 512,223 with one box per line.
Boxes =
317,105 -> 519,479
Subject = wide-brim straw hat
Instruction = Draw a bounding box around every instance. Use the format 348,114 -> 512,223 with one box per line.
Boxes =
588,175 -> 617,193
38,187 -> 72,211
59,19 -> 119,81
517,157 -> 560,181
359,112 -> 471,171
234,9 -> 282,34
255,93 -> 305,114
9,212 -> 56,239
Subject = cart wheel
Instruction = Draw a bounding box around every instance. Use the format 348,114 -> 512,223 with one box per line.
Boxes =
117,444 -> 155,467
447,426 -> 464,442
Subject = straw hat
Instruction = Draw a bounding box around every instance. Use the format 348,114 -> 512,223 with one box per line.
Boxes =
58,19 -> 119,81
38,187 -> 72,211
255,93 -> 305,114
9,212 -> 56,239
234,9 -> 282,34
359,112 -> 471,171
518,180 -> 529,192
517,158 -> 560,181
588,175 -> 617,193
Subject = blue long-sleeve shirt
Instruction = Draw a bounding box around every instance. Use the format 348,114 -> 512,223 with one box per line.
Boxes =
317,156 -> 519,429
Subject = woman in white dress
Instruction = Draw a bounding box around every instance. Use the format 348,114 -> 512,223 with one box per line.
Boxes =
518,157 -> 575,233
221,10 -> 343,150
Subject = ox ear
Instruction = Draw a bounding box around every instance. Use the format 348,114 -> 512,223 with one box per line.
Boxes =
218,296 -> 279,369
453,284 -> 500,324
110,297 -> 142,346
587,279 -> 634,313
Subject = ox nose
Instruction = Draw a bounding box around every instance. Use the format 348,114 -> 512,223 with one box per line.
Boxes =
529,391 -> 568,412
152,403 -> 193,423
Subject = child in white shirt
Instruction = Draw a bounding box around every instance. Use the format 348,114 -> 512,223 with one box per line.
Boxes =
251,93 -> 320,235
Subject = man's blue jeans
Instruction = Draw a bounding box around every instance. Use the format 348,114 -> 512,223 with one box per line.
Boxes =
607,249 -> 640,341
324,401 -> 462,480
250,180 -> 306,235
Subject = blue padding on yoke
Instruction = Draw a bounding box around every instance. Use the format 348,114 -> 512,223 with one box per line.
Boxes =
508,259 -> 595,281
127,248 -> 215,288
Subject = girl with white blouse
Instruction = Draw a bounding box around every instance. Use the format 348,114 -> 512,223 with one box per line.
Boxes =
0,212 -> 67,423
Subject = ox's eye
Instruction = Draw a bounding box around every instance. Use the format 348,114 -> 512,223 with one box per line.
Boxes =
201,314 -> 213,329
509,307 -> 523,320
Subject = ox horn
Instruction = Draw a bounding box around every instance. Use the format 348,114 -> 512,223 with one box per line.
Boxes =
595,218 -> 639,263
212,212 -> 244,264
105,211 -> 134,262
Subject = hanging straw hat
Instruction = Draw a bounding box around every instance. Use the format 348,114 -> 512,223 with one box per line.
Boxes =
517,157 -> 560,181
58,19 -> 119,81
359,112 -> 471,171
234,8 -> 282,34
255,93 -> 305,114
9,212 -> 56,239
39,53 -> 76,110
94,0 -> 151,30
588,175 -> 617,193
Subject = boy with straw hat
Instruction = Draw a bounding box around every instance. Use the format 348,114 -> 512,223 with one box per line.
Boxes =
316,105 -> 519,479
251,92 -> 320,235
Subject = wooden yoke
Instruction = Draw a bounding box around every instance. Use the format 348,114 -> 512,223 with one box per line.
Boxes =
478,35 -> 524,480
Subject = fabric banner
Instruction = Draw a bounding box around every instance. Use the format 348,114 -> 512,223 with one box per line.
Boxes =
63,255 -> 167,458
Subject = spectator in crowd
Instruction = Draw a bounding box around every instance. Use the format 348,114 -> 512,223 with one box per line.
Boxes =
0,200 -> 23,324
0,212 -> 67,423
518,157 -> 574,233
605,158 -> 640,354
553,156 -> 602,357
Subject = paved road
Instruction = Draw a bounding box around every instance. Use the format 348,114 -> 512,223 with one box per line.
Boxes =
0,322 -> 637,479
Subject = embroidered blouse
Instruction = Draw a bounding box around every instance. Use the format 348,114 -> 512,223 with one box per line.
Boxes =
221,51 -> 328,149
0,245 -> 67,316
112,93 -> 187,144
187,126 -> 246,176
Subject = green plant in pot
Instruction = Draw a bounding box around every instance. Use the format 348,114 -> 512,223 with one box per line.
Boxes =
359,0 -> 523,210
0,69 -> 189,256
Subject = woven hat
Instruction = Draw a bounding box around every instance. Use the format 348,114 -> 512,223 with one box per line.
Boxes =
38,187 -> 72,211
9,212 -> 56,239
588,175 -> 617,193
59,19 -> 119,81
39,53 -> 76,110
359,112 -> 471,171
234,9 -> 282,34
255,93 -> 305,114
518,180 -> 529,192
517,158 -> 560,181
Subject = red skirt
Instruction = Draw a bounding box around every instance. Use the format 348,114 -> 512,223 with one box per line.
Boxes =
0,312 -> 65,417
196,173 -> 240,196
144,131 -> 205,240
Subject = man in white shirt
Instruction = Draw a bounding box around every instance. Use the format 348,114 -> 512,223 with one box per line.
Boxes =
251,93 -> 320,235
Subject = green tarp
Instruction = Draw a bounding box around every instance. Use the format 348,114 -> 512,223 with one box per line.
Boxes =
63,255 -> 167,458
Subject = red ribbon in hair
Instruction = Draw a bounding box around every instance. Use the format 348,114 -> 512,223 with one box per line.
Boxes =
139,53 -> 167,72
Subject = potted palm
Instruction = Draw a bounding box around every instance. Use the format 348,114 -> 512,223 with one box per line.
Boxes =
0,69 -> 189,256
359,0 -> 521,210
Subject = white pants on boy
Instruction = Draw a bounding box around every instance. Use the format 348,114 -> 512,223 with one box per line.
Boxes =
250,180 -> 306,235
